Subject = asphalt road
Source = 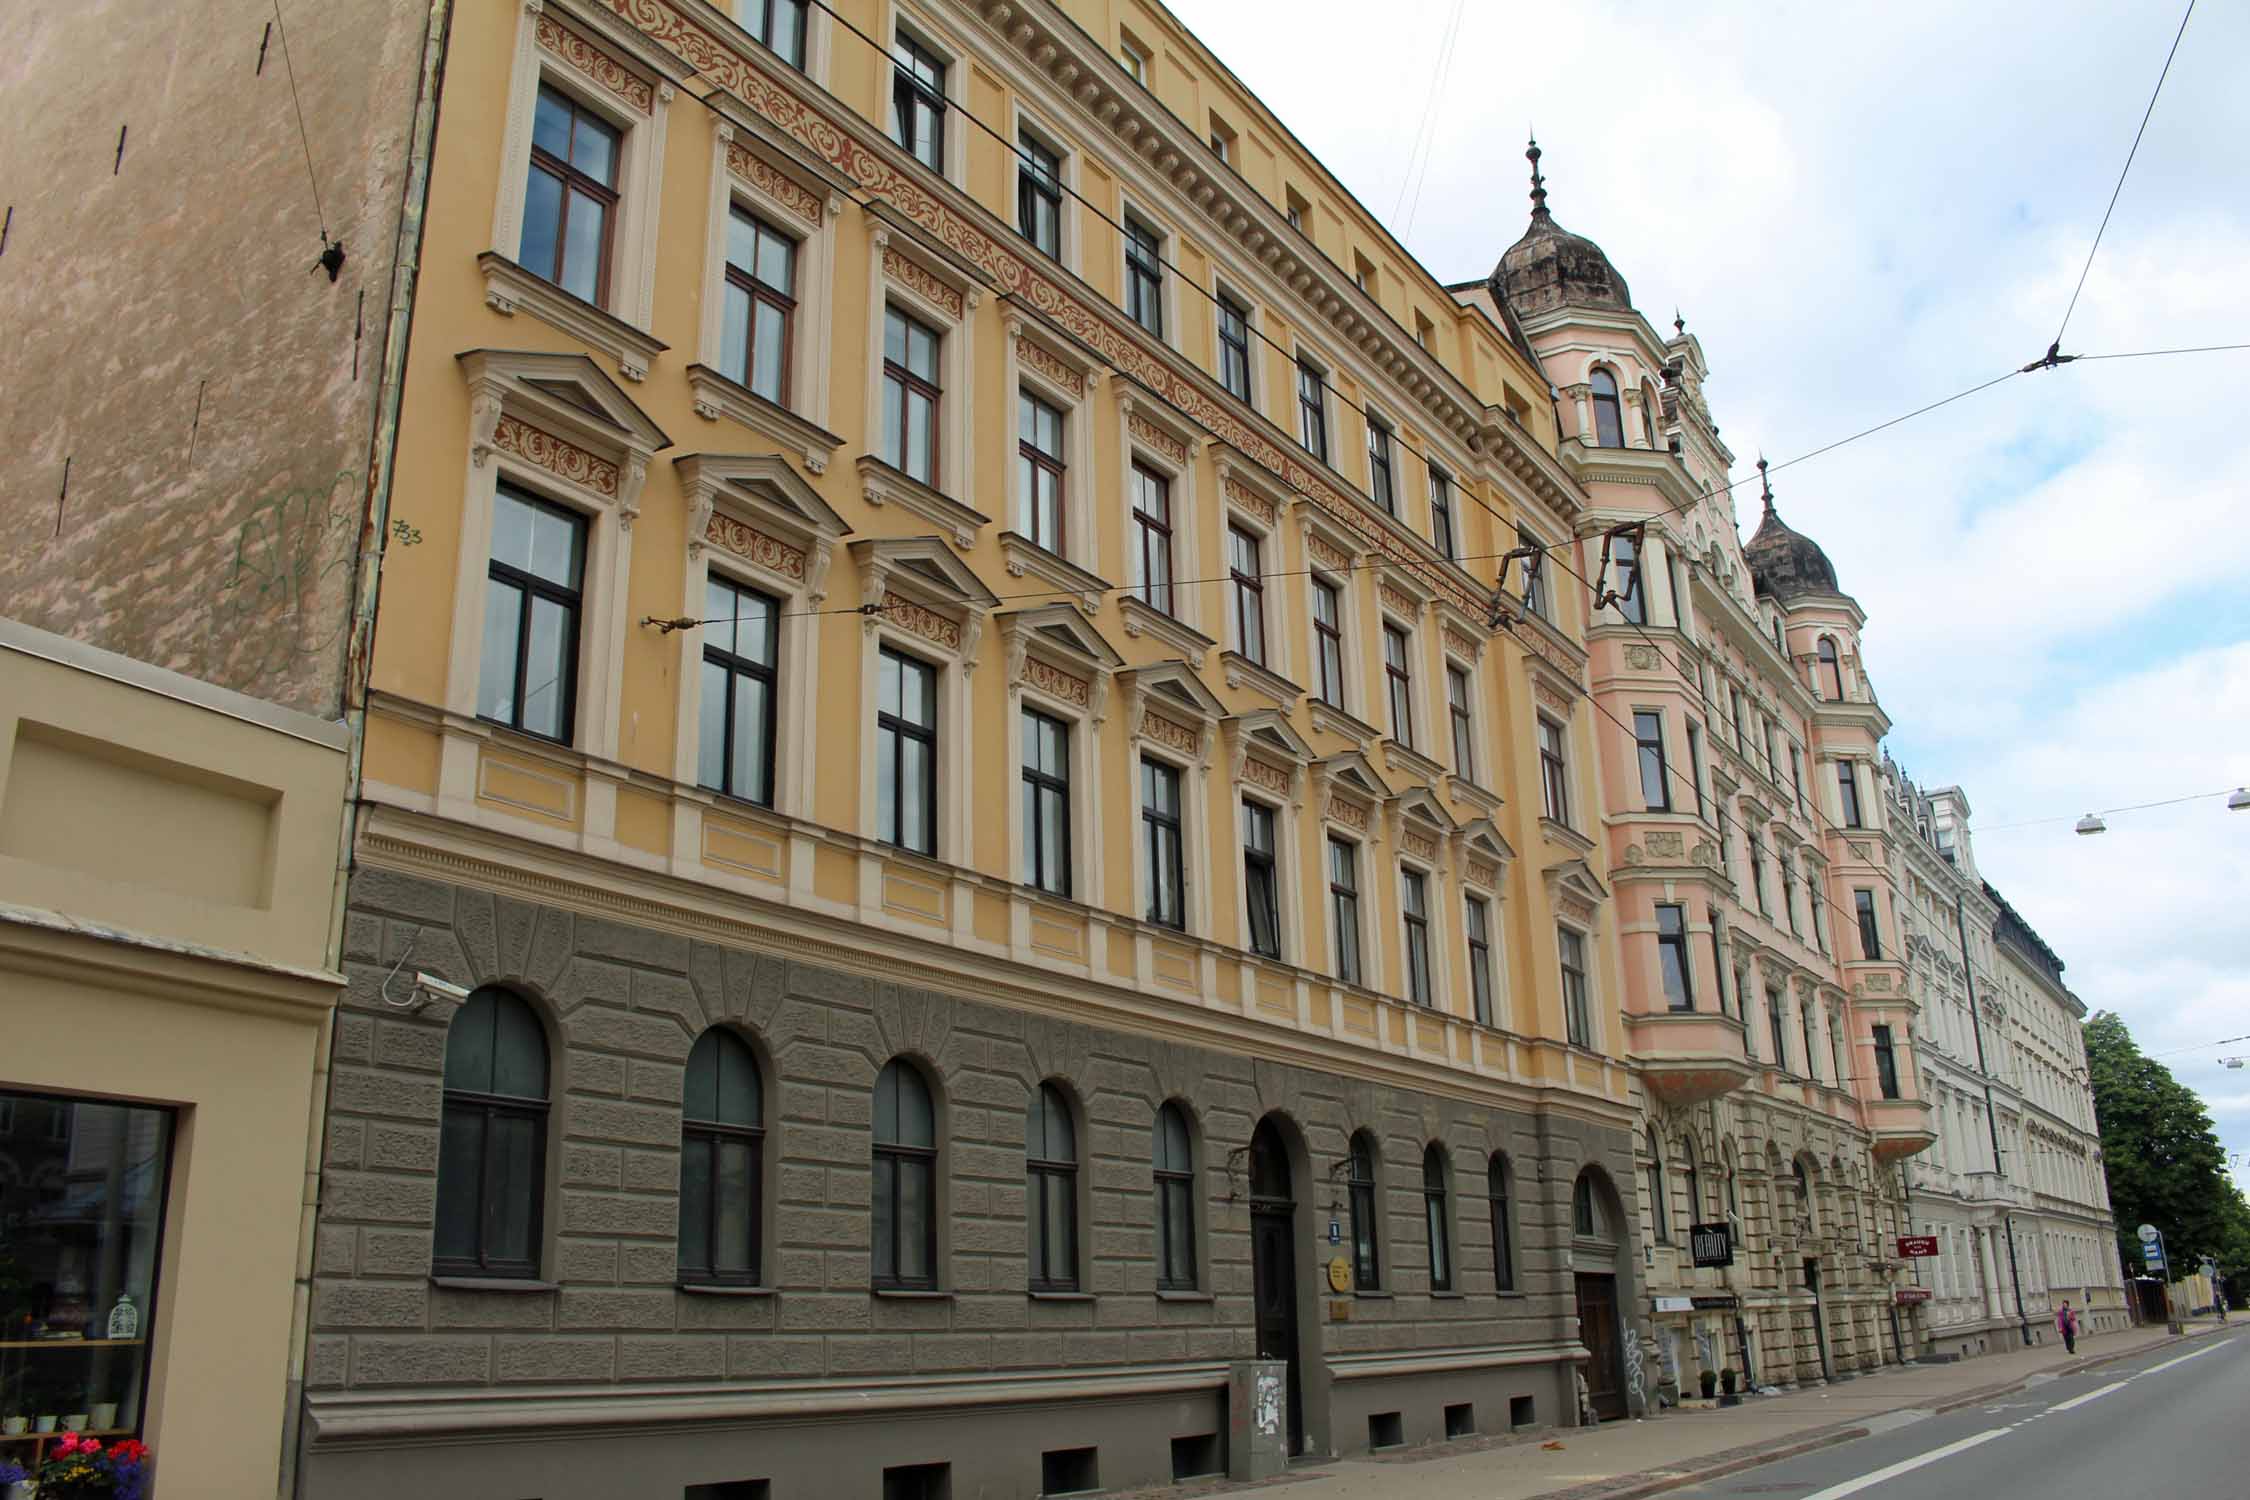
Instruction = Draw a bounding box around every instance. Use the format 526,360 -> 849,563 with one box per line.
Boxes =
1665,1324 -> 2250,1500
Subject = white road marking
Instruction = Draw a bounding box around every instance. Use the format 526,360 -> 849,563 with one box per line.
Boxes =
1795,1428 -> 2011,1500
2049,1380 -> 2128,1413
2140,1341 -> 2229,1377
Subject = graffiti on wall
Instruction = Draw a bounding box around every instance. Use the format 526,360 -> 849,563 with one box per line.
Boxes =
208,466 -> 361,686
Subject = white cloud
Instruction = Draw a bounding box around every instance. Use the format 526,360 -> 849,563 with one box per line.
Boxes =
1168,0 -> 2250,1161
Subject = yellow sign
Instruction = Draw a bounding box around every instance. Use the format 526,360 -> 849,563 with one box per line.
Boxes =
1327,1256 -> 1352,1293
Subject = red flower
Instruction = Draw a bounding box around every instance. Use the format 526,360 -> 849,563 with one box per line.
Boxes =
112,1439 -> 149,1463
54,1431 -> 90,1456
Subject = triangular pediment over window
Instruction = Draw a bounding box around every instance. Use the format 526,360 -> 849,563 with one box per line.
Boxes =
459,349 -> 671,453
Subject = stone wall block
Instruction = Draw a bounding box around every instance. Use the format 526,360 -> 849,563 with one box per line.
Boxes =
679,1292 -> 778,1330
374,1019 -> 449,1074
869,1295 -> 951,1331
631,970 -> 706,1030
454,887 -> 499,978
778,1293 -> 870,1332
619,1243 -> 678,1285
773,1249 -> 824,1285
315,1280 -> 429,1330
912,1334 -> 995,1372
825,1335 -> 913,1374
561,1143 -> 623,1189
343,912 -> 385,963
561,1190 -> 676,1238
777,1164 -> 826,1204
775,1207 -> 861,1249
951,1294 -> 1027,1330
786,1042 -> 875,1090
525,907 -> 576,994
352,869 -> 455,925
726,1334 -> 825,1378
578,914 -> 691,972
315,1224 -> 357,1276
495,1336 -> 618,1384
332,1010 -> 374,1065
824,1166 -> 871,1209
620,1335 -> 726,1381
325,1119 -> 365,1170
567,1004 -> 694,1061
568,1098 -> 680,1148
559,1288 -> 676,1330
366,1123 -> 441,1174
491,894 -> 538,980
555,1239 -> 621,1284
323,1170 -> 435,1226
569,1049 -> 629,1098
628,1058 -> 685,1105
357,1229 -> 433,1278
330,1066 -> 441,1124
349,1336 -> 491,1387
430,1287 -> 559,1330
788,958 -> 873,1008
554,958 -> 632,1014
308,1336 -> 350,1389
622,1148 -> 680,1193
823,1251 -> 870,1287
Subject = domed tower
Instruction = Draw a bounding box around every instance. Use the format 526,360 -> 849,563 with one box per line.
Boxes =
1490,137 -> 1633,319
1743,459 -> 1843,603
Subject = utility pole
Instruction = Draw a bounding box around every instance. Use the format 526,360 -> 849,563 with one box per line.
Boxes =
1956,891 -> 2034,1347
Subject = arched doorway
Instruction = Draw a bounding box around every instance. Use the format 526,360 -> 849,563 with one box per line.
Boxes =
1249,1118 -> 1304,1453
1571,1167 -> 1629,1420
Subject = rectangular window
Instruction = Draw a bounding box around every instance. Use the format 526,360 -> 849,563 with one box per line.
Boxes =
1446,666 -> 1475,780
1767,987 -> 1788,1070
1017,390 -> 1065,552
1612,533 -> 1645,623
1686,721 -> 1706,817
1855,888 -> 1883,960
1243,800 -> 1281,959
1217,295 -> 1252,401
742,0 -> 809,68
890,34 -> 946,170
523,84 -> 620,307
881,305 -> 942,484
1763,722 -> 1779,783
1429,468 -> 1456,558
876,647 -> 938,855
1142,758 -> 1185,929
1016,132 -> 1062,259
1328,837 -> 1361,986
1706,909 -> 1728,1015
1401,869 -> 1432,1006
478,484 -> 586,743
1383,624 -> 1414,747
1465,896 -> 1495,1026
1789,746 -> 1804,810
1311,578 -> 1345,709
0,1091 -> 170,1447
1837,760 -> 1864,827
1125,215 -> 1165,337
1538,716 -> 1570,825
1021,708 -> 1071,897
1130,462 -> 1174,616
1559,927 -> 1592,1048
721,207 -> 797,405
1119,37 -> 1148,83
1633,710 -> 1670,812
1517,526 -> 1549,619
698,575 -> 778,805
1731,687 -> 1746,753
1285,188 -> 1306,231
1366,418 -> 1396,513
1748,829 -> 1768,916
1297,358 -> 1328,460
1228,525 -> 1266,665
1810,883 -> 1829,954
1657,903 -> 1694,1011
1802,1003 -> 1818,1084
1781,859 -> 1801,937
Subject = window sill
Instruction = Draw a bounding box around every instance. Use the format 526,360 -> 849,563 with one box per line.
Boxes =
1117,595 -> 1217,670
685,363 -> 844,476
1306,699 -> 1379,747
998,532 -> 1113,616
856,453 -> 990,551
478,252 -> 667,382
1430,1290 -> 1465,1300
678,1282 -> 777,1297
872,1288 -> 953,1300
1354,1289 -> 1393,1301
1029,1290 -> 1095,1302
430,1275 -> 559,1295
1382,736 -> 1447,786
1220,650 -> 1304,711
1155,1289 -> 1214,1303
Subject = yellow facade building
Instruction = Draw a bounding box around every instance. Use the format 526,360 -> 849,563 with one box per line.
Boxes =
300,0 -> 1664,1494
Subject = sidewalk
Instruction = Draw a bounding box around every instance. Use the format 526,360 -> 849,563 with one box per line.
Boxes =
1146,1318 -> 2235,1500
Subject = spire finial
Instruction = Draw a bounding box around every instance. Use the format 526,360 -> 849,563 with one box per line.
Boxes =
1526,134 -> 1548,220
1757,456 -> 1774,516
1673,309 -> 1686,337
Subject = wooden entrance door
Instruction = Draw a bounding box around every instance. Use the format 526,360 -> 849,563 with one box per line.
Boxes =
1575,1272 -> 1626,1420
1249,1120 -> 1303,1454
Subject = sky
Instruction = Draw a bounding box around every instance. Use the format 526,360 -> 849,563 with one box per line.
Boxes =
1166,0 -> 2250,1182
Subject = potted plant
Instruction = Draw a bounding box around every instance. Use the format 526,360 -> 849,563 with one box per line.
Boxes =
1719,1366 -> 1741,1406
1697,1366 -> 1718,1400
34,1431 -> 149,1499
0,1456 -> 31,1500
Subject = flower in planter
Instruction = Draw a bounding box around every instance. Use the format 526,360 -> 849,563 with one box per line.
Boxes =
34,1432 -> 152,1499
0,1459 -> 28,1485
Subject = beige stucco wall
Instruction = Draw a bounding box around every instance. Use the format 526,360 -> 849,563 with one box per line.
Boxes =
0,621 -> 347,1495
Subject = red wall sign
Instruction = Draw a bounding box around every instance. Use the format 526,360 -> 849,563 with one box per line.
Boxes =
1896,1235 -> 1940,1259
1895,1286 -> 1933,1305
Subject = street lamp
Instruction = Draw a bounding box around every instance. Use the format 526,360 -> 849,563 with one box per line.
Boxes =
2074,813 -> 2107,835
2229,788 -> 2250,812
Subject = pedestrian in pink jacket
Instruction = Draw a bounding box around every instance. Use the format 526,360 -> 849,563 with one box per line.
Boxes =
2056,1301 -> 2077,1354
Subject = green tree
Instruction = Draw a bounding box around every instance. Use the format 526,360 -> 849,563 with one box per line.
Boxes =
2084,1011 -> 2241,1276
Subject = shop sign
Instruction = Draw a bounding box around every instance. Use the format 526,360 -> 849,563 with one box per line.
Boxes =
1654,1295 -> 1693,1313
1690,1221 -> 1734,1268
1691,1295 -> 1739,1310
1895,1286 -> 1933,1305
1896,1235 -> 1939,1258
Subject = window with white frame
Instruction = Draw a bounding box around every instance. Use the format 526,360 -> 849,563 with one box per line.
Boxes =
1020,706 -> 1071,897
1383,623 -> 1414,748
1017,390 -> 1066,553
1217,294 -> 1252,402
523,84 -> 620,307
1328,836 -> 1362,986
1242,798 -> 1282,960
1297,356 -> 1328,460
1429,467 -> 1456,558
1517,525 -> 1549,619
1228,525 -> 1266,665
1125,214 -> 1165,338
1401,867 -> 1433,1006
1465,894 -> 1495,1026
1366,417 -> 1396,513
1446,664 -> 1475,780
1016,130 -> 1063,260
1311,576 -> 1346,709
721,206 -> 797,405
881,304 -> 942,483
1559,925 -> 1593,1047
876,646 -> 938,855
1142,756 -> 1186,929
1130,462 -> 1174,615
478,484 -> 586,743
890,32 -> 946,171
698,575 -> 779,805
739,0 -> 808,68
1537,715 -> 1570,825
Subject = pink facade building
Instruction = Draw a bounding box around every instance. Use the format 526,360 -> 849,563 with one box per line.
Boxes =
1458,144 -> 1938,1394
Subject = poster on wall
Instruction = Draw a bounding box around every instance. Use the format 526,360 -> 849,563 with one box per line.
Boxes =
1690,1221 -> 1734,1268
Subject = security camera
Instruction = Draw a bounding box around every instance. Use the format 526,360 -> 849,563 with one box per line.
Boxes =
416,973 -> 471,1004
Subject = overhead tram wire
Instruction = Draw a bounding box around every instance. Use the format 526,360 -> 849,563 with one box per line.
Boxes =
1393,0 -> 1471,244
1968,788 -> 2242,836
2045,0 -> 2197,363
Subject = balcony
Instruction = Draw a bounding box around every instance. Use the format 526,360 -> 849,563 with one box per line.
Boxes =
1625,1010 -> 1755,1106
1863,1095 -> 1937,1160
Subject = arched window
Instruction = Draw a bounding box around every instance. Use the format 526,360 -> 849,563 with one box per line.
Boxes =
1027,1081 -> 1079,1292
873,1059 -> 938,1289
1154,1102 -> 1197,1291
1818,637 -> 1843,700
1792,1156 -> 1815,1234
677,1028 -> 763,1285
434,987 -> 550,1278
1590,368 -> 1624,448
1572,1172 -> 1601,1237
1348,1131 -> 1381,1290
1645,1128 -> 1669,1243
1723,1141 -> 1741,1217
1640,382 -> 1660,447
1682,1135 -> 1702,1228
1488,1153 -> 1516,1291
1422,1144 -> 1452,1292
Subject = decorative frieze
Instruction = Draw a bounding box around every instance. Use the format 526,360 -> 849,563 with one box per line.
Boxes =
1467,859 -> 1500,890
1556,890 -> 1597,925
705,513 -> 805,581
1443,627 -> 1479,662
1531,677 -> 1575,717
1378,584 -> 1416,619
724,142 -> 822,224
1327,796 -> 1370,833
1644,830 -> 1686,857
491,415 -> 619,497
1224,476 -> 1278,526
1140,712 -> 1199,757
1126,413 -> 1188,466
1242,757 -> 1292,797
1403,829 -> 1439,863
1306,533 -> 1351,574
1016,337 -> 1085,399
880,591 -> 962,651
882,247 -> 963,320
536,13 -> 653,113
1023,657 -> 1089,708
